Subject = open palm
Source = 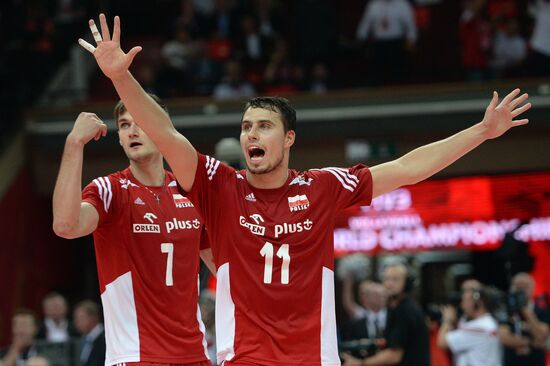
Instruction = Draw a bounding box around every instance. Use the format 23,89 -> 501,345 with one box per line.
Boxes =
481,89 -> 531,139
79,14 -> 142,80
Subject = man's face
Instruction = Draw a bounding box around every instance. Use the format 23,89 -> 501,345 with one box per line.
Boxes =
359,283 -> 387,311
12,314 -> 36,345
382,266 -> 406,297
511,275 -> 533,298
43,296 -> 67,321
73,308 -> 95,335
460,288 -> 478,317
117,111 -> 161,163
239,107 -> 294,175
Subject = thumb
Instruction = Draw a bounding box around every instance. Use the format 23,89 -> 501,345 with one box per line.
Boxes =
126,46 -> 142,64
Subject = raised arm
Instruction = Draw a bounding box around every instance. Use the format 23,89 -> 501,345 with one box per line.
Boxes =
79,14 -> 197,191
370,89 -> 531,198
53,113 -> 106,239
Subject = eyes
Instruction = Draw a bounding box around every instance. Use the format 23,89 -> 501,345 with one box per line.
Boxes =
241,122 -> 272,132
118,121 -> 130,130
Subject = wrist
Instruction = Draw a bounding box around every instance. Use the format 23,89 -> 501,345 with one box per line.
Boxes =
66,133 -> 86,148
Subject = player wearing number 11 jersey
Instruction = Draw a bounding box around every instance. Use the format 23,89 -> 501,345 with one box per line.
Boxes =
53,96 -> 215,366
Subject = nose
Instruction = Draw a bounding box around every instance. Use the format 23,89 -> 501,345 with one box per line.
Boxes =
247,124 -> 259,141
128,123 -> 140,137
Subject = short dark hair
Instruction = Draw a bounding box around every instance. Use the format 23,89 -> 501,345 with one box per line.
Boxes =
113,93 -> 168,123
14,308 -> 38,325
243,96 -> 296,133
74,300 -> 101,319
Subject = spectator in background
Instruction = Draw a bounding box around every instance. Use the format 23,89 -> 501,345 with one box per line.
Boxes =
233,14 -> 272,68
490,18 -> 527,78
459,0 -> 492,81
528,0 -> 550,76
341,280 -> 387,360
499,272 -> 550,366
263,37 -> 303,94
356,0 -> 417,86
73,300 -> 105,366
343,262 -> 430,366
437,281 -> 501,366
309,63 -> 330,94
36,292 -> 77,343
0,309 -> 39,366
213,59 -> 255,100
158,26 -> 196,97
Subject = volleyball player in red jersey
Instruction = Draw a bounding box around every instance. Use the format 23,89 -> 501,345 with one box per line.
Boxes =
53,96 -> 215,366
79,14 -> 531,365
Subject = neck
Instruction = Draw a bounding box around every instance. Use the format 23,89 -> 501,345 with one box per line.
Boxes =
246,155 -> 290,189
247,167 -> 289,189
129,158 -> 165,186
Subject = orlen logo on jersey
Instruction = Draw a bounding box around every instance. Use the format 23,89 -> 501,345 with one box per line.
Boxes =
166,218 -> 201,233
133,224 -> 160,233
288,194 -> 310,212
274,219 -> 313,238
173,194 -> 194,208
239,214 -> 266,236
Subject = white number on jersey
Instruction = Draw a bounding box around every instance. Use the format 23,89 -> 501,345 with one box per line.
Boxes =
161,243 -> 174,286
260,242 -> 291,285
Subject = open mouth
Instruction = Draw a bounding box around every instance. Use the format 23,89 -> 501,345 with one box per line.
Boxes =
248,146 -> 265,162
129,142 -> 142,148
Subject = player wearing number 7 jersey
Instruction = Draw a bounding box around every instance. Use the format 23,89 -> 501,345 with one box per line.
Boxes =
52,95 -> 216,366
80,13 -> 531,365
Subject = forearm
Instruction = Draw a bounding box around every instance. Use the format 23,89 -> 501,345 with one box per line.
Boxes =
524,311 -> 550,343
364,349 -> 402,366
437,322 -> 452,349
398,122 -> 488,185
111,71 -> 178,142
52,137 -> 86,236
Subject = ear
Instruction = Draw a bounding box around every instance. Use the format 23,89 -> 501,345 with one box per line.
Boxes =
284,130 -> 295,149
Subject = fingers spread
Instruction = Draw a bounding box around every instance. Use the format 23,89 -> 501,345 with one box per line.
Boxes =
89,20 -> 103,43
512,118 -> 529,126
99,13 -> 111,42
510,93 -> 528,109
112,16 -> 121,43
488,91 -> 498,110
502,88 -> 521,105
78,38 -> 96,53
511,102 -> 532,118
127,46 -> 143,63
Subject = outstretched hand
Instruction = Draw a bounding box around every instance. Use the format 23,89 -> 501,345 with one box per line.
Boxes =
78,13 -> 142,80
481,88 -> 531,139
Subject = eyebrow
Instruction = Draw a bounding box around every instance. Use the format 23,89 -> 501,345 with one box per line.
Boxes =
241,119 -> 273,125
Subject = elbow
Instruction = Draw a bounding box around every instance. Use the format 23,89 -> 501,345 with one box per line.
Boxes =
52,221 -> 78,239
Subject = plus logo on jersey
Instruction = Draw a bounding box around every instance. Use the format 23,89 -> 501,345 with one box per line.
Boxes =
239,214 -> 266,236
288,194 -> 310,212
172,194 -> 194,208
274,219 -> 313,238
166,218 -> 201,233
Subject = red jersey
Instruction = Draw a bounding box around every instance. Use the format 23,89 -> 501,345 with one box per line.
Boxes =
82,168 -> 210,365
188,154 -> 373,365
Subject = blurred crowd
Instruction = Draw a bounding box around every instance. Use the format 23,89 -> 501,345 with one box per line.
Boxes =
336,255 -> 550,366
1,0 -> 549,148
0,291 -> 217,366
